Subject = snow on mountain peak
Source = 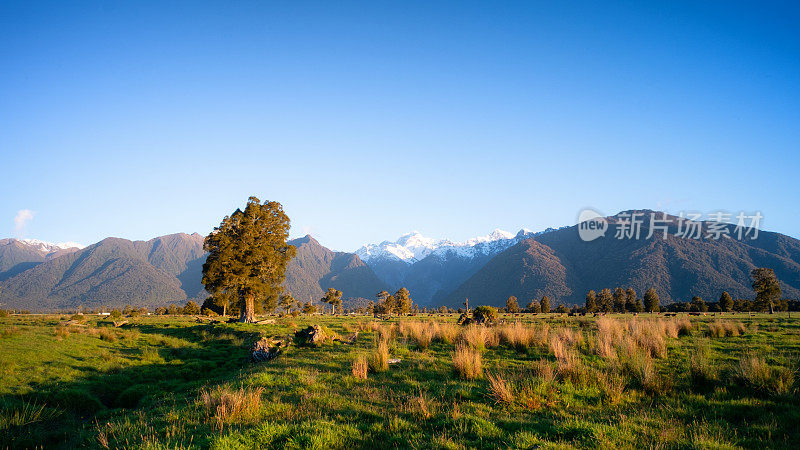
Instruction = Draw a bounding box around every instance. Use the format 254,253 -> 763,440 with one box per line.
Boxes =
20,239 -> 85,253
356,228 -> 534,264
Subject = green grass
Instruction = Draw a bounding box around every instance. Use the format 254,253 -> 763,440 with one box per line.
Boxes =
0,312 -> 798,449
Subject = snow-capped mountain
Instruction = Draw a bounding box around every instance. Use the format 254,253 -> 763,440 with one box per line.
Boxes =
355,228 -> 540,264
20,239 -> 85,254
354,228 -> 555,305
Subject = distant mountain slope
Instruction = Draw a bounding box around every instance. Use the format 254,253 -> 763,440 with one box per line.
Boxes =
0,233 -> 386,312
0,239 -> 82,281
442,211 -> 800,308
0,234 -> 202,311
284,235 -> 388,305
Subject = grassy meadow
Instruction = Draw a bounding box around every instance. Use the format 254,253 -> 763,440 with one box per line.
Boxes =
0,312 -> 798,449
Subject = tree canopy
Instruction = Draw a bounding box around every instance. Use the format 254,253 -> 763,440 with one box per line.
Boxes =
751,268 -> 782,313
202,197 -> 296,323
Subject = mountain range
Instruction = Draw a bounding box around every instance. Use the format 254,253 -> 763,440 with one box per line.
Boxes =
1,210 -> 798,311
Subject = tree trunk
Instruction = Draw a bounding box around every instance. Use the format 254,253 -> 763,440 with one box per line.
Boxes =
240,294 -> 256,323
223,304 -> 227,317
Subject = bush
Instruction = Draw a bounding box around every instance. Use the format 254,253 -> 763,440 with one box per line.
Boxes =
202,308 -> 219,317
109,309 -> 122,320
472,306 -> 497,324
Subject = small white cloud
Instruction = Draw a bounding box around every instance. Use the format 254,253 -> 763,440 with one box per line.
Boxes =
14,209 -> 34,236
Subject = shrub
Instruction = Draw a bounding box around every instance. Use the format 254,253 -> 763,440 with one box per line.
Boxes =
453,344 -> 482,380
472,306 -> 498,324
352,354 -> 369,380
202,308 -> 219,317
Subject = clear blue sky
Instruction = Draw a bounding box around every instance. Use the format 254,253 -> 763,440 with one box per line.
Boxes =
2,1 -> 799,251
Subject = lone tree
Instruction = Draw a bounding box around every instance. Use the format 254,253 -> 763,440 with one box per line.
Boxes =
719,291 -> 733,312
506,296 -> 520,313
321,288 -> 343,315
585,290 -> 597,313
202,197 -> 296,323
643,288 -> 659,313
751,268 -> 781,314
540,295 -> 550,314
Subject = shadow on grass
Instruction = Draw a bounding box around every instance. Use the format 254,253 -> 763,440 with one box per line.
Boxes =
0,322 -> 261,448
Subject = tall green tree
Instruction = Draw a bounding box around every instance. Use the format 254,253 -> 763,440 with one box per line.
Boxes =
393,288 -> 413,314
202,197 -> 296,323
719,291 -> 733,312
321,288 -> 343,315
751,268 -> 781,314
599,288 -> 614,313
540,295 -> 550,314
506,296 -> 520,313
625,288 -> 639,312
690,296 -> 708,312
585,290 -> 597,313
643,288 -> 659,313
613,287 -> 626,312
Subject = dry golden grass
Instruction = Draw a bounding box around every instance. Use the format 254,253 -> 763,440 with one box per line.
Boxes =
198,385 -> 264,429
486,371 -> 514,404
453,343 -> 482,380
433,322 -> 459,344
598,369 -> 626,405
352,354 -> 369,380
399,321 -> 435,349
369,340 -> 390,372
406,389 -> 435,420
532,359 -> 556,384
458,325 -> 488,350
708,320 -> 746,338
497,322 -> 548,352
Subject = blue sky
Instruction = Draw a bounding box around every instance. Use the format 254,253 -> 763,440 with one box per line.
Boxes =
2,1 -> 799,251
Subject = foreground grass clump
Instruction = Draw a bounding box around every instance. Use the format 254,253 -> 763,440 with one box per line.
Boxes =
453,343 -> 482,379
0,312 -> 798,448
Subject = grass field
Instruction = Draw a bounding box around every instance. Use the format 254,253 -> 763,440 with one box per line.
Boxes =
0,312 -> 798,449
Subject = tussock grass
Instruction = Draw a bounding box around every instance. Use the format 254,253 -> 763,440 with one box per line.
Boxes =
453,344 -> 482,380
368,340 -> 390,372
199,385 -> 264,429
399,321 -> 434,349
486,371 -> 514,405
352,354 -> 369,380
707,320 -> 745,338
732,353 -> 794,395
